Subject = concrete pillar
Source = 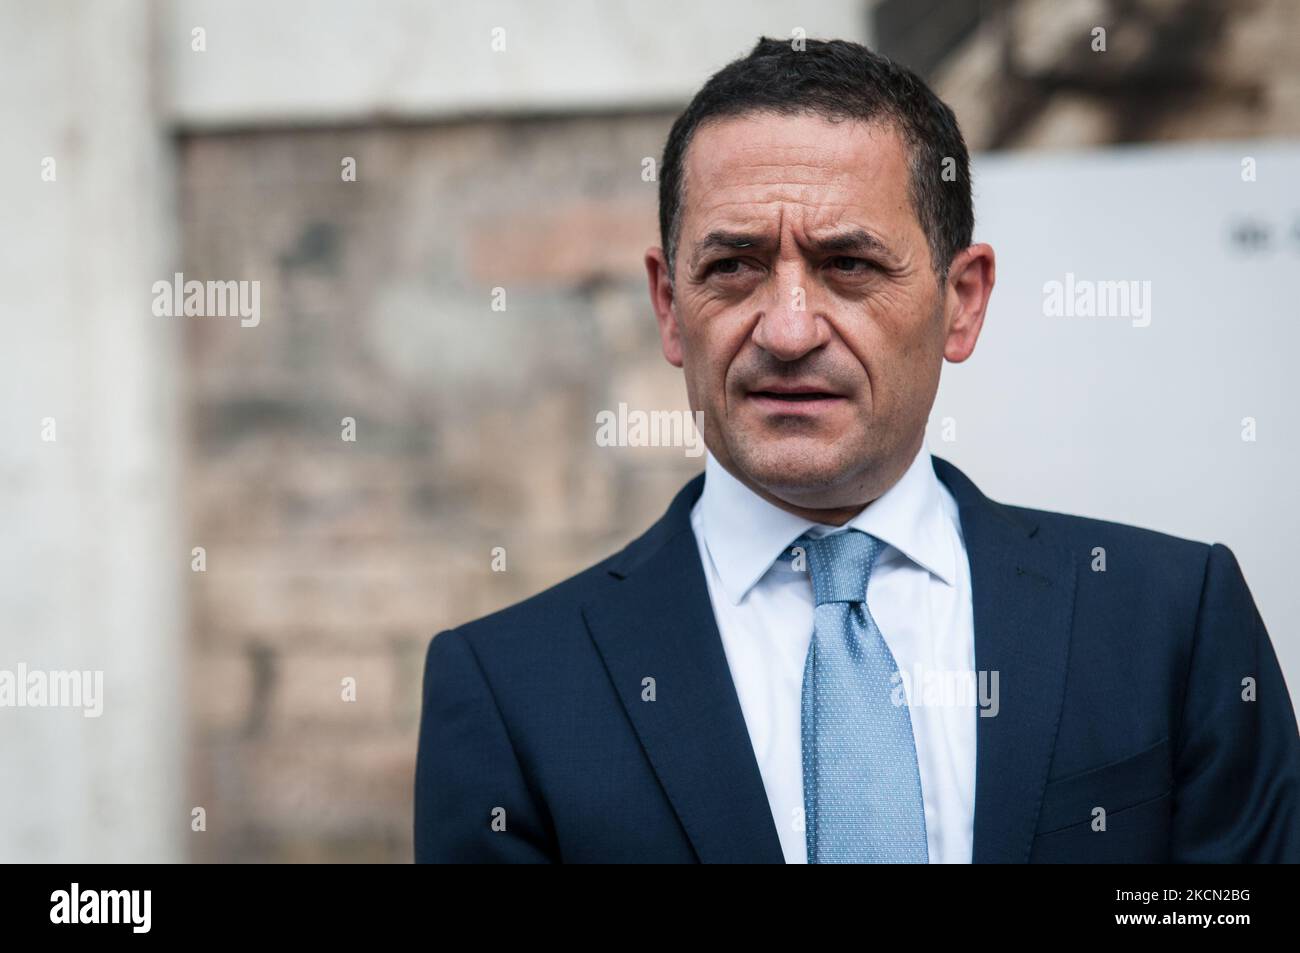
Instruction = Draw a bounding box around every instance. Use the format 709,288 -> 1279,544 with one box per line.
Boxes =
0,0 -> 184,862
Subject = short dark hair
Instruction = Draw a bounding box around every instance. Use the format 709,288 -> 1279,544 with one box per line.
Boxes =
658,36 -> 972,282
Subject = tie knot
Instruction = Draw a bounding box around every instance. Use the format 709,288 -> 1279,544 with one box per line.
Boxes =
788,529 -> 883,606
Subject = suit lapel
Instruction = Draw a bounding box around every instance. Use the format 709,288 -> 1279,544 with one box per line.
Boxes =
932,456 -> 1077,863
581,474 -> 786,863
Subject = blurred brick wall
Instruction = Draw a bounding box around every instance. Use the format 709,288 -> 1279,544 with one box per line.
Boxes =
930,0 -> 1300,151
179,115 -> 703,862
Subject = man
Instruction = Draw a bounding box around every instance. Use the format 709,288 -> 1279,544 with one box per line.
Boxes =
415,37 -> 1300,863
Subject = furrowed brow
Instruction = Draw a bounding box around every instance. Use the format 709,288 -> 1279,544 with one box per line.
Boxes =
687,227 -> 895,273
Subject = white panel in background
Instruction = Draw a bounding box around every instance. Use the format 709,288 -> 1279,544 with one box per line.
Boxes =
932,139 -> 1300,691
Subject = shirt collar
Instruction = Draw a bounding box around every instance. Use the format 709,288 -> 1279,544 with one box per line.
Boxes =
696,441 -> 958,605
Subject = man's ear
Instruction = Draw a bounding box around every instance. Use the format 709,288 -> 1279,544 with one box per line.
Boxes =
942,242 -> 996,363
645,246 -> 684,368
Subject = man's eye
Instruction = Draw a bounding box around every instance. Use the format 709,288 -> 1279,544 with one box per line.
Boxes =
707,258 -> 746,276
829,256 -> 872,273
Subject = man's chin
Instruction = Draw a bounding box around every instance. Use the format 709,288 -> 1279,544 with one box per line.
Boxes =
730,436 -> 865,498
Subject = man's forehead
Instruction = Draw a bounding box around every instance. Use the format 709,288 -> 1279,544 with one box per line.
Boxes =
678,113 -> 914,249
683,112 -> 907,188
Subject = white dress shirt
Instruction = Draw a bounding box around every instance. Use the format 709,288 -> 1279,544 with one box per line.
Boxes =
689,441 -> 976,863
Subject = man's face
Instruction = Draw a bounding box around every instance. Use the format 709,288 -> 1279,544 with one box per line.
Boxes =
648,111 -> 964,512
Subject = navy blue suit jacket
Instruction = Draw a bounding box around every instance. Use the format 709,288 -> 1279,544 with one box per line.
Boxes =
415,456 -> 1300,862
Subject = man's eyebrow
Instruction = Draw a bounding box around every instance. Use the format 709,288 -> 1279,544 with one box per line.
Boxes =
812,228 -> 892,257
688,230 -> 775,270
687,227 -> 894,270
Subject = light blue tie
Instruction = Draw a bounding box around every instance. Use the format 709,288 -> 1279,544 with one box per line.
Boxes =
790,529 -> 929,863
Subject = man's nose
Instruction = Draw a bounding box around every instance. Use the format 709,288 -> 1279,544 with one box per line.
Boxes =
750,263 -> 829,362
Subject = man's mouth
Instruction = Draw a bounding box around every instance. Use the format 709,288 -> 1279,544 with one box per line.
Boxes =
746,385 -> 847,413
749,390 -> 839,401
